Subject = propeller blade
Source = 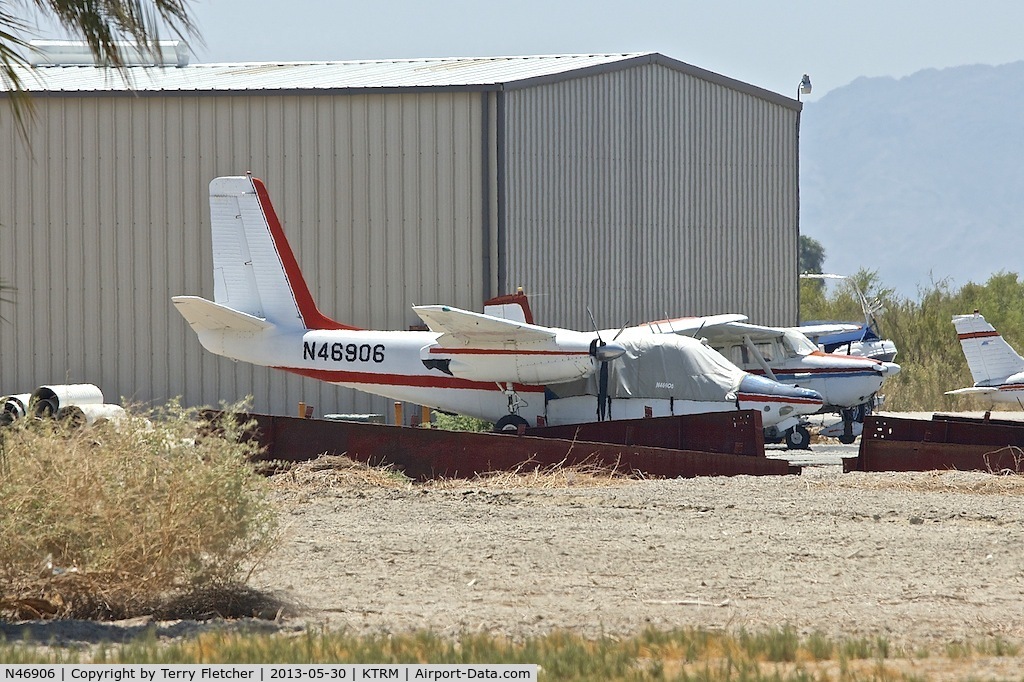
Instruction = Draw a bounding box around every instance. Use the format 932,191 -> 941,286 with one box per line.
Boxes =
597,361 -> 609,421
587,306 -> 603,343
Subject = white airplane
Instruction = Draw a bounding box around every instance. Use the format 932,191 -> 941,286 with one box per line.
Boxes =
798,273 -> 899,363
173,174 -> 824,431
486,288 -> 902,447
587,315 -> 902,447
946,311 -> 1024,405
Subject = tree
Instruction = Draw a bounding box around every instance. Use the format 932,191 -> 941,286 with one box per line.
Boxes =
799,235 -> 826,274
1,0 -> 199,125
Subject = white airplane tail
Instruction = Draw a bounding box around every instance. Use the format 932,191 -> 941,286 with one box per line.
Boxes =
203,175 -> 353,331
953,312 -> 1024,386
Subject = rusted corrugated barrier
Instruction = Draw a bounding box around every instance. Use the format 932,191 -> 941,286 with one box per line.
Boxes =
526,411 -> 763,456
846,413 -> 1024,473
218,411 -> 796,480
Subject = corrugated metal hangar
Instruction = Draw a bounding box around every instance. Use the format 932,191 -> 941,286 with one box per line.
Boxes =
0,50 -> 803,418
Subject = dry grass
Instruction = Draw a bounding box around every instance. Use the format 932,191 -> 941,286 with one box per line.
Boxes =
0,404 -> 279,621
428,456 -> 636,489
822,468 -> 1024,495
270,449 -> 1024,497
265,455 -> 413,493
266,453 -> 636,493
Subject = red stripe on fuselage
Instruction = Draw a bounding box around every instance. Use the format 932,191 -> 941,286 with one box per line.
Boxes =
429,347 -> 590,356
277,366 -> 547,392
749,367 -> 876,377
958,330 -> 1000,340
252,177 -> 359,331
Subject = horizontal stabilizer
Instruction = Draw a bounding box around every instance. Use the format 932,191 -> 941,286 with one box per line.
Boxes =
413,305 -> 556,347
173,296 -> 273,333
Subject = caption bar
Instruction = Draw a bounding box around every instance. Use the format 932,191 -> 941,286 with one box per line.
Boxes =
1,666 -> 537,682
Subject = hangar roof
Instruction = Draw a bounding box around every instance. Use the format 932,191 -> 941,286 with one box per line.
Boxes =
6,51 -> 798,108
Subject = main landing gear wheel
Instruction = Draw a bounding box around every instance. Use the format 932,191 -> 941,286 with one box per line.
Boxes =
785,425 -> 811,450
837,403 -> 869,444
494,414 -> 529,433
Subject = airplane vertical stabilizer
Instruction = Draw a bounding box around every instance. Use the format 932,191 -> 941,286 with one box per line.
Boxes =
208,175 -> 353,331
953,312 -> 1024,386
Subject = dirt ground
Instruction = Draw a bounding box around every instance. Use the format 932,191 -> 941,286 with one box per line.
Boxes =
5,430 -> 1024,680
251,458 -> 1024,650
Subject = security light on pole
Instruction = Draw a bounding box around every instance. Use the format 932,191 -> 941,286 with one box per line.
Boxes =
797,74 -> 812,101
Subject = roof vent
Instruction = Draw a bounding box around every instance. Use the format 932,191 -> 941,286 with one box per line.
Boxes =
28,40 -> 190,67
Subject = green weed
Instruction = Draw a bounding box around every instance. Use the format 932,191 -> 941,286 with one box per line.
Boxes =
431,412 -> 494,432
2,627 -> 1021,681
801,270 -> 1024,411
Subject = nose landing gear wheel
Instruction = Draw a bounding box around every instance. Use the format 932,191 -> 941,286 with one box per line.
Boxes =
494,414 -> 529,433
785,425 -> 811,450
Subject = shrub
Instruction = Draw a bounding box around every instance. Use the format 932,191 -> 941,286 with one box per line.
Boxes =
431,412 -> 493,432
0,403 -> 278,620
801,269 -> 1024,411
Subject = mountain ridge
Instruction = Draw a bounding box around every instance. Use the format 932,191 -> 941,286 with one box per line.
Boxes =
800,62 -> 1024,298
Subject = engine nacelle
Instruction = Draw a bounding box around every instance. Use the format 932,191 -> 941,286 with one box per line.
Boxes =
426,348 -> 597,385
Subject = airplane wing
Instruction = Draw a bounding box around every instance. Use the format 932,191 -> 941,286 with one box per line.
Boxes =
413,305 -> 557,347
616,313 -> 748,337
693,320 -> 791,343
173,296 -> 274,333
620,315 -> 827,353
794,322 -> 864,337
628,318 -> 786,345
944,387 -> 1001,396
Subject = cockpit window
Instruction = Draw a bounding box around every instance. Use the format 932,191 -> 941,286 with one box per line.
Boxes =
753,342 -> 774,362
782,330 -> 818,356
714,344 -> 749,368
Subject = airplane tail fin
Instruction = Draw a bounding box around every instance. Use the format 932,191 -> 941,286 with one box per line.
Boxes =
208,175 -> 355,330
483,289 -> 535,324
953,312 -> 1024,386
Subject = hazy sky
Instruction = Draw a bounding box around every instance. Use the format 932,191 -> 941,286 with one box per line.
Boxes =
22,0 -> 1024,100
179,1 -> 1024,100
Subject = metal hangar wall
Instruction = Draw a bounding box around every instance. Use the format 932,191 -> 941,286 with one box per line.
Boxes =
501,56 -> 801,330
0,52 -> 801,419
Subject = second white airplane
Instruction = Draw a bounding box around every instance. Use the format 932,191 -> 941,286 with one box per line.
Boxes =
484,291 -> 902,447
947,311 -> 1024,404
173,174 -> 824,431
614,318 -> 900,447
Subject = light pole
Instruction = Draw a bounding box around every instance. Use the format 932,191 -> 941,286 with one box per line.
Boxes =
797,74 -> 812,101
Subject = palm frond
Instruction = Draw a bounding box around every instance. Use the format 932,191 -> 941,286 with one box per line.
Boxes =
1,0 -> 201,130
0,5 -> 37,136
26,0 -> 200,68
